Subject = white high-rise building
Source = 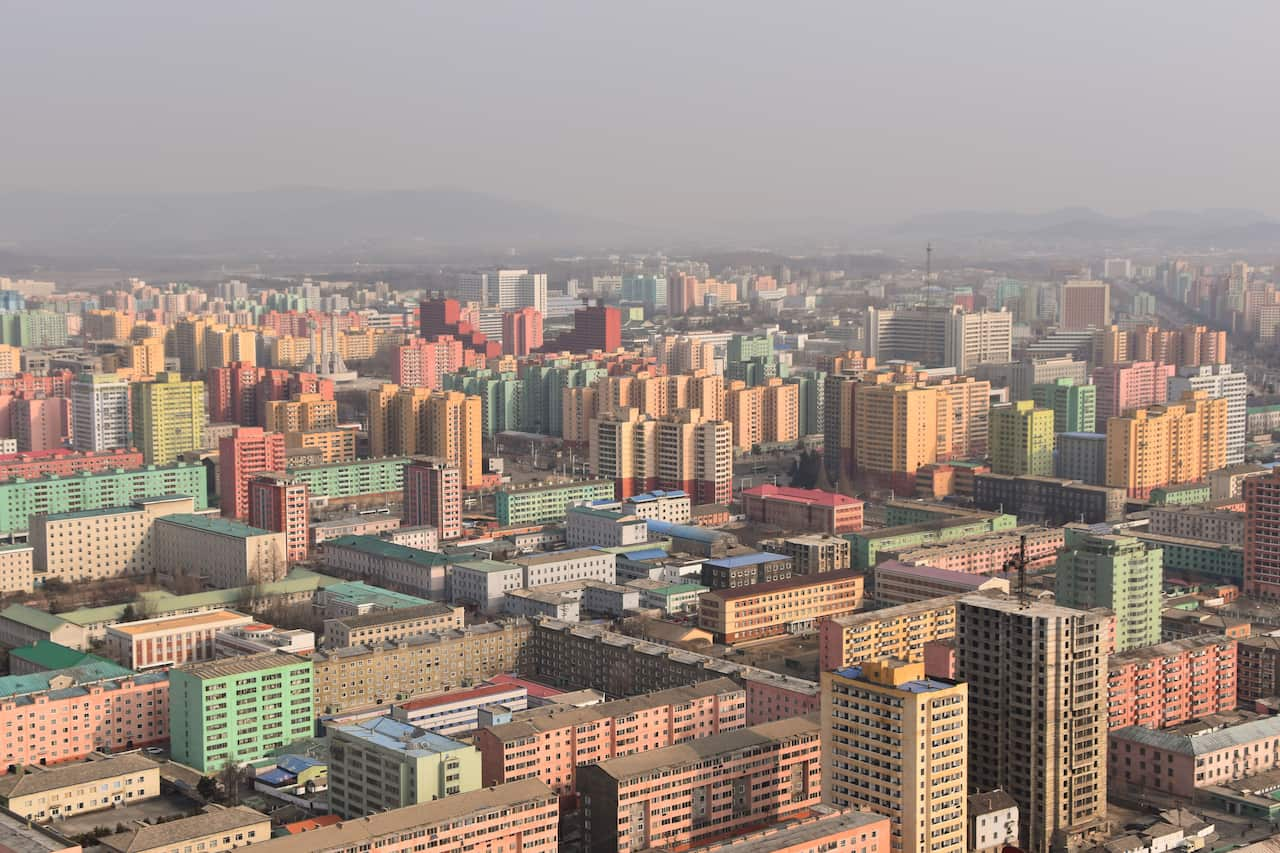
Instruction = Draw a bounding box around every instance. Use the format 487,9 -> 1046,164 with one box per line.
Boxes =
1102,258 -> 1133,280
71,373 -> 130,452
1169,363 -> 1248,465
458,269 -> 547,316
945,308 -> 1013,373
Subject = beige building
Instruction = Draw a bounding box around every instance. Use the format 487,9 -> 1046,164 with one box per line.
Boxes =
323,602 -> 466,648
0,754 -> 160,822
31,495 -> 197,583
105,609 -> 254,670
818,595 -> 960,671
154,514 -> 287,589
762,534 -> 851,574
822,659 -> 967,852
99,805 -> 270,853
313,620 -> 530,714
0,543 -> 33,594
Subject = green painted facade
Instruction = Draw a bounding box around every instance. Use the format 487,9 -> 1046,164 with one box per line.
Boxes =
286,457 -> 408,499
1055,529 -> 1161,652
169,652 -> 314,773
1148,483 -> 1211,506
442,358 -> 608,438
0,310 -> 68,348
846,514 -> 1017,570
495,479 -> 616,525
1126,532 -> 1242,583
0,463 -> 208,535
990,400 -> 1056,476
1032,377 -> 1096,434
725,334 -> 787,386
785,370 -> 826,438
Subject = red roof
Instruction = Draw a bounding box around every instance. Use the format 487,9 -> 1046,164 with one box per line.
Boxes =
283,815 -> 341,834
486,673 -> 564,699
398,683 -> 522,711
741,484 -> 862,507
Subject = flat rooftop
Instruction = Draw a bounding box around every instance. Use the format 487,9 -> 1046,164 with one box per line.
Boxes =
511,548 -> 612,566
834,664 -> 959,694
334,716 -> 470,756
330,602 -> 457,629
175,651 -> 308,680
590,716 -> 819,780
158,513 -> 274,539
109,609 -> 250,636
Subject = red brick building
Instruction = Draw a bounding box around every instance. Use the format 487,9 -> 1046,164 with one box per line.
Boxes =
1106,635 -> 1237,730
248,474 -> 310,562
219,426 -> 287,519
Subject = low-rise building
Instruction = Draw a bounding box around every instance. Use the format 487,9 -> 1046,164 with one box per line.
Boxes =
7,640 -> 117,675
1107,636 -> 1238,730
449,559 -> 524,613
624,579 -> 707,615
31,495 -> 196,583
312,620 -> 530,714
741,484 -> 863,534
0,754 -> 160,822
504,580 -> 638,622
1109,715 -> 1280,798
968,790 -> 1020,853
99,805 -> 270,853
1161,609 -> 1251,642
309,512 -> 401,548
0,669 -> 169,772
496,478 -> 616,526
104,609 -> 255,670
818,596 -> 960,671
882,524 -> 1064,574
760,534 -> 851,575
328,715 -> 481,818
245,779 -> 559,853
382,524 -> 438,551
565,505 -> 648,548
973,472 -> 1125,523
214,624 -> 315,657
321,535 -> 449,600
169,652 -> 314,773
848,513 -> 1018,570
620,489 -> 692,523
511,548 -> 618,586
323,602 -> 465,648
578,717 -> 822,853
670,808 -> 889,853
1123,530 -> 1243,584
1146,504 -> 1245,542
700,551 -> 793,590
873,560 -> 1009,605
699,570 -> 865,644
154,514 -> 287,589
390,683 -> 528,735
313,579 -> 432,619
0,603 -> 87,649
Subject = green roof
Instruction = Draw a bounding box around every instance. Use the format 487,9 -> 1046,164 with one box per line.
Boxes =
0,603 -> 69,633
158,513 -> 273,538
652,583 -> 708,595
325,535 -> 449,566
320,581 -> 431,609
452,559 -> 520,574
0,660 -> 136,698
9,640 -> 114,671
41,505 -> 142,522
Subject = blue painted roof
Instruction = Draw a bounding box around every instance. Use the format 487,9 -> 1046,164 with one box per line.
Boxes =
629,490 -> 687,503
835,665 -> 956,694
705,551 -> 786,568
276,754 -> 325,774
258,768 -> 295,786
619,548 -> 670,562
645,519 -> 721,544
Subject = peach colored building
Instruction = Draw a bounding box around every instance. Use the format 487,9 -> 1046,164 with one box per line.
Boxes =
818,596 -> 959,671
0,671 -> 169,772
1106,635 -> 1237,730
740,484 -> 863,535
578,717 -> 822,853
681,807 -> 889,852
1093,360 -> 1174,422
1109,715 -> 1280,799
699,570 -> 865,644
0,448 -> 143,480
104,610 -> 255,670
475,678 -> 746,798
245,778 -> 559,853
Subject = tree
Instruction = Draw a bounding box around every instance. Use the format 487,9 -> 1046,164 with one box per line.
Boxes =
196,775 -> 218,801
120,604 -> 140,623
219,759 -> 242,805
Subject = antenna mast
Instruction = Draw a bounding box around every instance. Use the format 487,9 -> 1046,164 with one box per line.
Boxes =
1001,534 -> 1030,608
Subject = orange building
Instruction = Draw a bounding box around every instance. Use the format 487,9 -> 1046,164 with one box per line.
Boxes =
1105,390 -> 1229,498
852,373 -> 939,493
699,570 -> 865,644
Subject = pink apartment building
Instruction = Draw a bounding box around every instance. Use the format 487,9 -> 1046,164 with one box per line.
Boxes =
1094,361 -> 1175,421
1107,635 -> 1237,731
249,778 -> 559,853
393,336 -> 463,390
0,671 -> 169,772
475,678 -> 746,801
1109,715 -> 1280,798
577,716 -> 823,853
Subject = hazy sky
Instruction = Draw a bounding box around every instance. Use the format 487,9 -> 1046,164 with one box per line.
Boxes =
5,2 -> 1278,225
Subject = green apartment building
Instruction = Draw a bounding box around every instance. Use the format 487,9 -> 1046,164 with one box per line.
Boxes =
1055,528 -> 1162,652
0,462 -> 209,536
990,400 -> 1056,476
169,652 -> 314,772
1032,377 -> 1097,434
286,457 -> 407,501
846,514 -> 1017,570
495,479 -> 616,526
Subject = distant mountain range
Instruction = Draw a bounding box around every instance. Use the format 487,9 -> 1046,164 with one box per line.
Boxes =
0,188 -> 1278,259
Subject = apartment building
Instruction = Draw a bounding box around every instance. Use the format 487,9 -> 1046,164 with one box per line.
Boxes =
31,495 -> 197,583
822,660 -> 967,853
578,717 -> 822,853
873,560 -> 1009,605
818,596 -> 961,671
246,779 -> 559,853
168,652 -> 314,773
321,535 -> 449,600
1106,390 -> 1229,499
511,548 -> 617,586
311,621 -> 530,714
740,484 -> 863,534
1148,505 -> 1245,541
1106,636 -> 1237,730
402,457 -> 462,541
328,716 -> 480,818
1235,637 -> 1280,706
504,580 -> 638,622
247,475 -> 310,563
700,551 -> 793,589
699,570 -> 865,643
474,678 -> 746,796
0,543 -> 33,594
0,447 -> 143,481
105,609 -> 254,670
390,683 -> 528,735
323,602 -> 465,648
155,514 -> 287,589
759,534 -> 851,575
1109,715 -> 1280,799
449,559 -> 526,613
495,479 -> 616,526
0,754 -> 160,822
0,670 -> 169,772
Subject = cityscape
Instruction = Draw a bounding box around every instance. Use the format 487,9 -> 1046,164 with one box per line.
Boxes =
4,4 -> 1280,853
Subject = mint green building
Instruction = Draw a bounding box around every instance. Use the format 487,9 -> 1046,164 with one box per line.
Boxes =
725,333 -> 787,386
0,310 -> 68,348
1149,483 -> 1211,506
495,479 -> 616,526
1032,377 -> 1097,434
170,652 -> 314,773
443,358 -> 609,438
990,400 -> 1056,476
1055,529 -> 1161,652
846,514 -> 1017,570
0,462 -> 208,536
1125,531 -> 1242,583
286,457 -> 407,500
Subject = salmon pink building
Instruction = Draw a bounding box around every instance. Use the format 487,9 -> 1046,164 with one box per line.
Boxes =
741,484 -> 864,535
0,448 -> 143,480
1106,635 -> 1237,730
219,426 -> 287,519
393,336 -> 464,390
1109,715 -> 1280,799
1093,360 -> 1175,421
0,671 -> 169,772
475,678 -> 745,799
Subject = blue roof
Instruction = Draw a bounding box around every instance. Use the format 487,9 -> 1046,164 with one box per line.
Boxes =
336,716 -> 471,757
645,519 -> 721,544
1059,432 -> 1105,439
258,768 -> 295,786
629,490 -> 687,503
835,665 -> 956,694
276,754 -> 325,774
705,551 -> 786,569
619,548 -> 670,562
